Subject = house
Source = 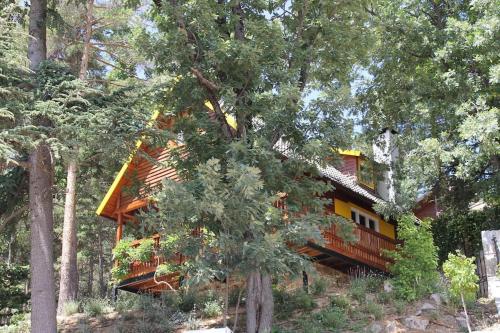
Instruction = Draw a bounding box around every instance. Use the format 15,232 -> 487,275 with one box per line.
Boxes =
96,112 -> 399,294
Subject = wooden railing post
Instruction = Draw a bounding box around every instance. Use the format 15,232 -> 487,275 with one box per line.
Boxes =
116,213 -> 123,245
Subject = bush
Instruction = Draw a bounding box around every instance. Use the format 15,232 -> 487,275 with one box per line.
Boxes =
393,299 -> 407,315
202,299 -> 222,318
349,278 -> 367,302
273,287 -> 316,319
385,215 -> 439,301
229,287 -> 245,306
376,291 -> 392,304
62,300 -> 80,316
315,307 -> 347,330
362,301 -> 384,320
115,292 -> 140,313
0,313 -> 30,333
330,295 -> 350,309
179,291 -> 199,313
293,290 -> 316,311
364,275 -> 384,292
310,277 -> 328,296
82,298 -> 112,317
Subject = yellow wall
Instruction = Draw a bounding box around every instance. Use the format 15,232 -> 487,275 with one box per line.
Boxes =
334,199 -> 395,239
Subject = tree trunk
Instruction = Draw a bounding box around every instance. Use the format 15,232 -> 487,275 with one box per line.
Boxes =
57,159 -> 79,314
58,0 -> 93,313
246,271 -> 274,333
97,228 -> 106,297
79,0 -> 93,80
87,255 -> 94,297
29,144 -> 57,332
28,0 -> 57,331
461,293 -> 472,333
28,0 -> 47,72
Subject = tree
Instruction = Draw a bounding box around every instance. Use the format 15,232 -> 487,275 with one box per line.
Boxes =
357,0 -> 499,216
385,214 -> 439,301
57,0 -> 94,315
27,0 -> 59,330
137,1 -> 371,331
443,251 -> 479,333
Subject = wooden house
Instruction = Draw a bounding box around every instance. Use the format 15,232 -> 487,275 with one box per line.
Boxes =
96,113 -> 398,294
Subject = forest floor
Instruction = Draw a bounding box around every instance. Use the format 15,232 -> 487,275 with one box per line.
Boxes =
57,270 -> 500,333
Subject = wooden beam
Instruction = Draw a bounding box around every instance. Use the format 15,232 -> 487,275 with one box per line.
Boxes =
115,198 -> 149,214
116,213 -> 123,245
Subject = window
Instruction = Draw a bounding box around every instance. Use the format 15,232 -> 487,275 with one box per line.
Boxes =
351,208 -> 379,232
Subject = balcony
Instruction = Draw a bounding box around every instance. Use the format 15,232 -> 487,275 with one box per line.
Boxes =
298,224 -> 397,272
115,235 -> 185,294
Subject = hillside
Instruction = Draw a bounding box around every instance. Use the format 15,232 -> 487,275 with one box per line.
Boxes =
51,269 -> 500,333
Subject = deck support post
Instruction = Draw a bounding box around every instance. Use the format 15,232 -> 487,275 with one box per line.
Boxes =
112,286 -> 118,303
302,271 -> 309,293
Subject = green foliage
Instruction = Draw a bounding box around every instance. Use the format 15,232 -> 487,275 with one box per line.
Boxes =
293,290 -> 317,311
314,306 -> 347,330
273,287 -> 316,319
0,313 -> 30,333
393,299 -> 407,315
62,300 -> 80,316
0,263 -> 29,311
443,251 -> 479,301
201,299 -> 222,318
130,239 -> 155,263
111,238 -> 157,281
433,208 -> 499,263
178,291 -> 200,313
330,295 -> 350,310
228,287 -> 245,306
376,291 -> 392,305
385,215 -> 439,301
360,301 -> 384,320
358,0 -> 500,214
310,277 -> 328,296
349,279 -> 367,302
82,298 -> 112,317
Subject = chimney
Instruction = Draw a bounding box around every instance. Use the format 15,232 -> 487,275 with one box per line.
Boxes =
373,128 -> 399,202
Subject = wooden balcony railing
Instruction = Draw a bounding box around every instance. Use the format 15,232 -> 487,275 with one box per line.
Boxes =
322,224 -> 397,271
123,234 -> 184,281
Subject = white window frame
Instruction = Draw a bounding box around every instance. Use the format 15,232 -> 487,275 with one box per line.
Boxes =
350,208 -> 379,232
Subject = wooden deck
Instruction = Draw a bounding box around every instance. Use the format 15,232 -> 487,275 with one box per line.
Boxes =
116,223 -> 397,294
298,224 -> 397,272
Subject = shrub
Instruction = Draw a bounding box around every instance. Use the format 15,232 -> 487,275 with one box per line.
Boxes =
393,299 -> 407,315
298,319 -> 324,333
293,290 -> 316,311
179,291 -> 199,312
115,292 -> 140,312
330,295 -> 350,309
315,307 -> 347,330
0,313 -> 30,333
202,299 -> 222,318
376,291 -> 392,304
229,286 -> 245,306
273,287 -> 316,319
385,215 -> 439,301
362,301 -> 384,320
62,300 -> 80,316
364,275 -> 383,292
349,278 -> 367,302
310,277 -> 328,296
82,298 -> 112,317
